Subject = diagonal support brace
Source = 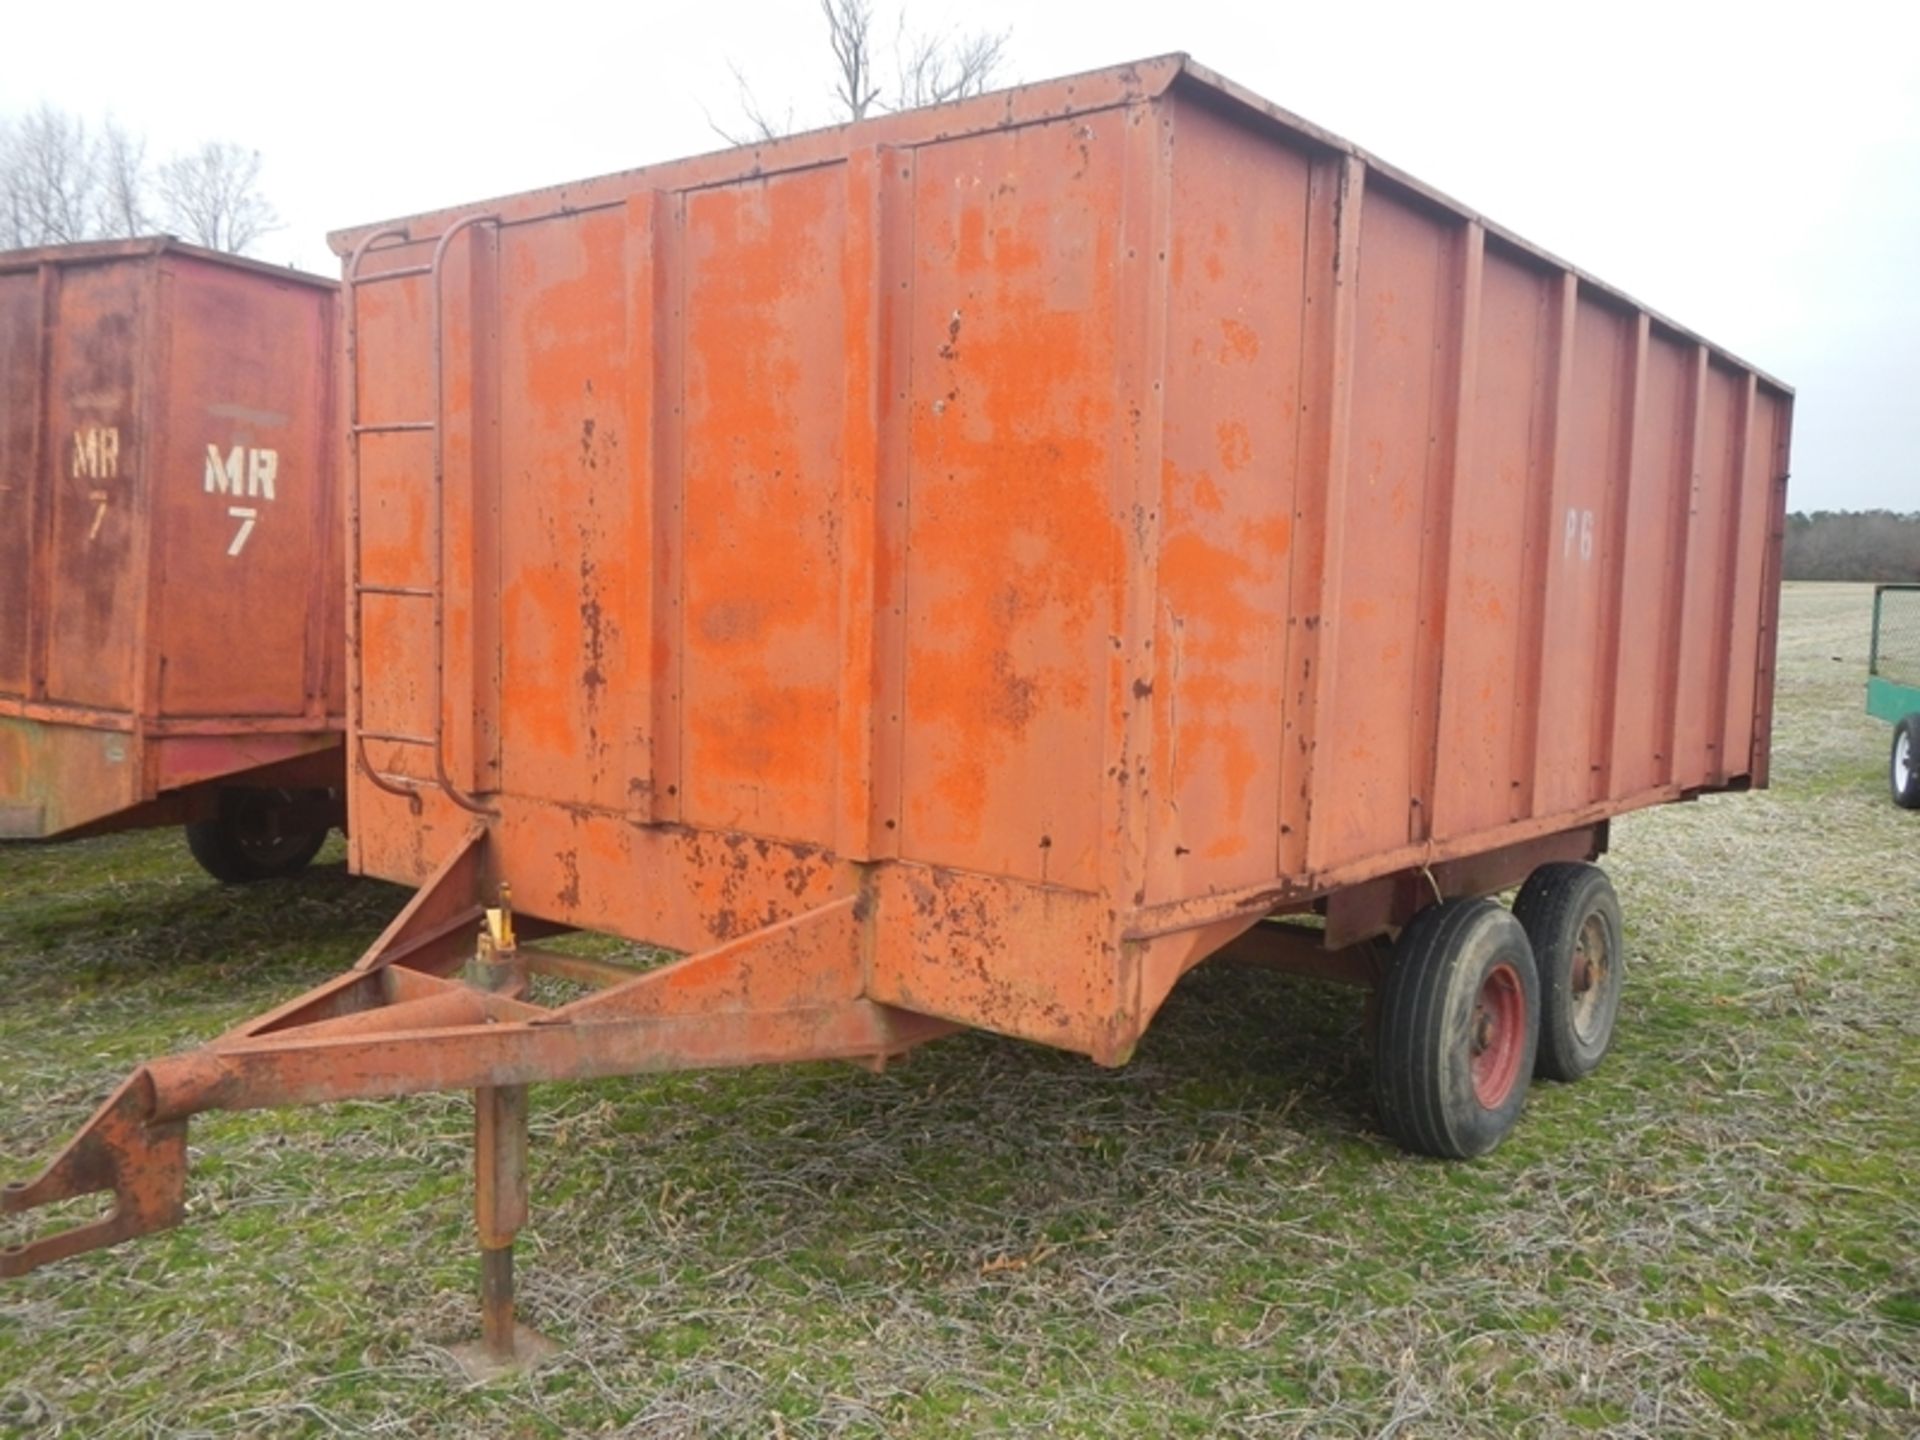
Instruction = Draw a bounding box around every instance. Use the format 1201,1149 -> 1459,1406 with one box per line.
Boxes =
2,887 -> 957,1280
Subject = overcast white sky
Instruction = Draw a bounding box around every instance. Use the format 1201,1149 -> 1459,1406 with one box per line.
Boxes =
5,0 -> 1914,510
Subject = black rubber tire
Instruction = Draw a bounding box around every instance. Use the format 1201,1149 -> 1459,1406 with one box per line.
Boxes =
1892,714 -> 1920,810
1512,862 -> 1625,1082
1374,898 -> 1540,1159
184,789 -> 329,884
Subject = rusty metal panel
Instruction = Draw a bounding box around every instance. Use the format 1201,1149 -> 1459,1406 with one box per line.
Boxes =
1611,332 -> 1691,795
1674,360 -> 1738,783
1144,99 -> 1309,903
153,252 -> 337,717
1313,187 -> 1454,871
0,714 -> 137,837
1432,247 -> 1555,839
43,259 -> 144,710
1570,297 -> 1638,806
1746,392 -> 1793,786
867,863 -> 1116,1054
1726,388 -> 1782,770
1533,290 -> 1632,817
897,116 -> 1126,892
0,240 -> 341,839
679,173 -> 846,839
0,270 -> 39,695
493,210 -> 644,813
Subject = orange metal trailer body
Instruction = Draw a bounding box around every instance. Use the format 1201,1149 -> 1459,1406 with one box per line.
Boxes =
331,55 -> 1791,1063
0,56 -> 1796,1329
0,240 -> 342,841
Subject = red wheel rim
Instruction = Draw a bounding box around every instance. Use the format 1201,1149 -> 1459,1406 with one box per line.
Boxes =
1470,962 -> 1525,1108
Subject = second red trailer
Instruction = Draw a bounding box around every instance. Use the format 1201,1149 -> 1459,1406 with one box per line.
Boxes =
0,239 -> 343,879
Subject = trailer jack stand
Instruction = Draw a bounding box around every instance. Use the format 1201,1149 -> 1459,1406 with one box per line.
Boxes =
448,1081 -> 555,1380
449,906 -> 555,1379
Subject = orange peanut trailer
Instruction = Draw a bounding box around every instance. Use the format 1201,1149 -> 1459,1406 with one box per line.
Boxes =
0,239 -> 344,880
2,58 -> 1792,1364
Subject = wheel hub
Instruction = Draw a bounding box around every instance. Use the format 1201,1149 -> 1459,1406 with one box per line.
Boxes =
1569,914 -> 1610,1042
1469,962 -> 1525,1108
229,791 -> 315,867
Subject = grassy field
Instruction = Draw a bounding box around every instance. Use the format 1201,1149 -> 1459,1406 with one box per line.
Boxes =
1,581 -> 1915,1438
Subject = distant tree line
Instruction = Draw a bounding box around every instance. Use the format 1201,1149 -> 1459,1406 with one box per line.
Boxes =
0,105 -> 278,256
1783,511 -> 1920,582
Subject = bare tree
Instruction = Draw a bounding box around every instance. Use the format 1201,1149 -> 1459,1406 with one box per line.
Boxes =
823,0 -> 882,122
156,142 -> 279,255
0,105 -> 97,248
895,19 -> 1008,108
706,59 -> 798,147
95,118 -> 148,239
714,1 -> 1011,145
0,108 -> 278,256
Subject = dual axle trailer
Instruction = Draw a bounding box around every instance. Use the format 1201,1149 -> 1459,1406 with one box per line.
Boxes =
1,57 -> 1792,1368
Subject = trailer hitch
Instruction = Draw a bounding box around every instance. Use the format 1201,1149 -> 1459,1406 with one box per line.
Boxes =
0,1070 -> 188,1278
1,837 -> 955,1370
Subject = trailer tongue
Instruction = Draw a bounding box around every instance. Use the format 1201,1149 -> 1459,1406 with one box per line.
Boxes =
3,829 -> 954,1368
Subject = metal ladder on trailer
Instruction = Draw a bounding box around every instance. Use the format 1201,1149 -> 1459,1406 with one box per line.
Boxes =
342,216 -> 501,816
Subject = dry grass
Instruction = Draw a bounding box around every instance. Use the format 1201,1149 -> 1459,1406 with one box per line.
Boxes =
1,582 -> 1915,1438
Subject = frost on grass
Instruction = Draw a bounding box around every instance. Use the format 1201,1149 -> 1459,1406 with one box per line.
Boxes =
0,583 -> 1915,1438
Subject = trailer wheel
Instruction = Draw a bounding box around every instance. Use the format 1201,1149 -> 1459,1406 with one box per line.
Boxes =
1512,863 -> 1624,1081
1893,715 -> 1920,809
1374,899 -> 1539,1159
185,789 -> 330,884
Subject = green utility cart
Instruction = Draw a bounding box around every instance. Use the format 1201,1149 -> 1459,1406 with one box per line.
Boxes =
1869,583 -> 1920,808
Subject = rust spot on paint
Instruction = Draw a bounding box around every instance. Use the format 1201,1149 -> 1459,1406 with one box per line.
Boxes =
985,651 -> 1041,730
696,598 -> 767,645
1218,318 -> 1260,363
580,558 -> 607,695
1216,419 -> 1252,473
